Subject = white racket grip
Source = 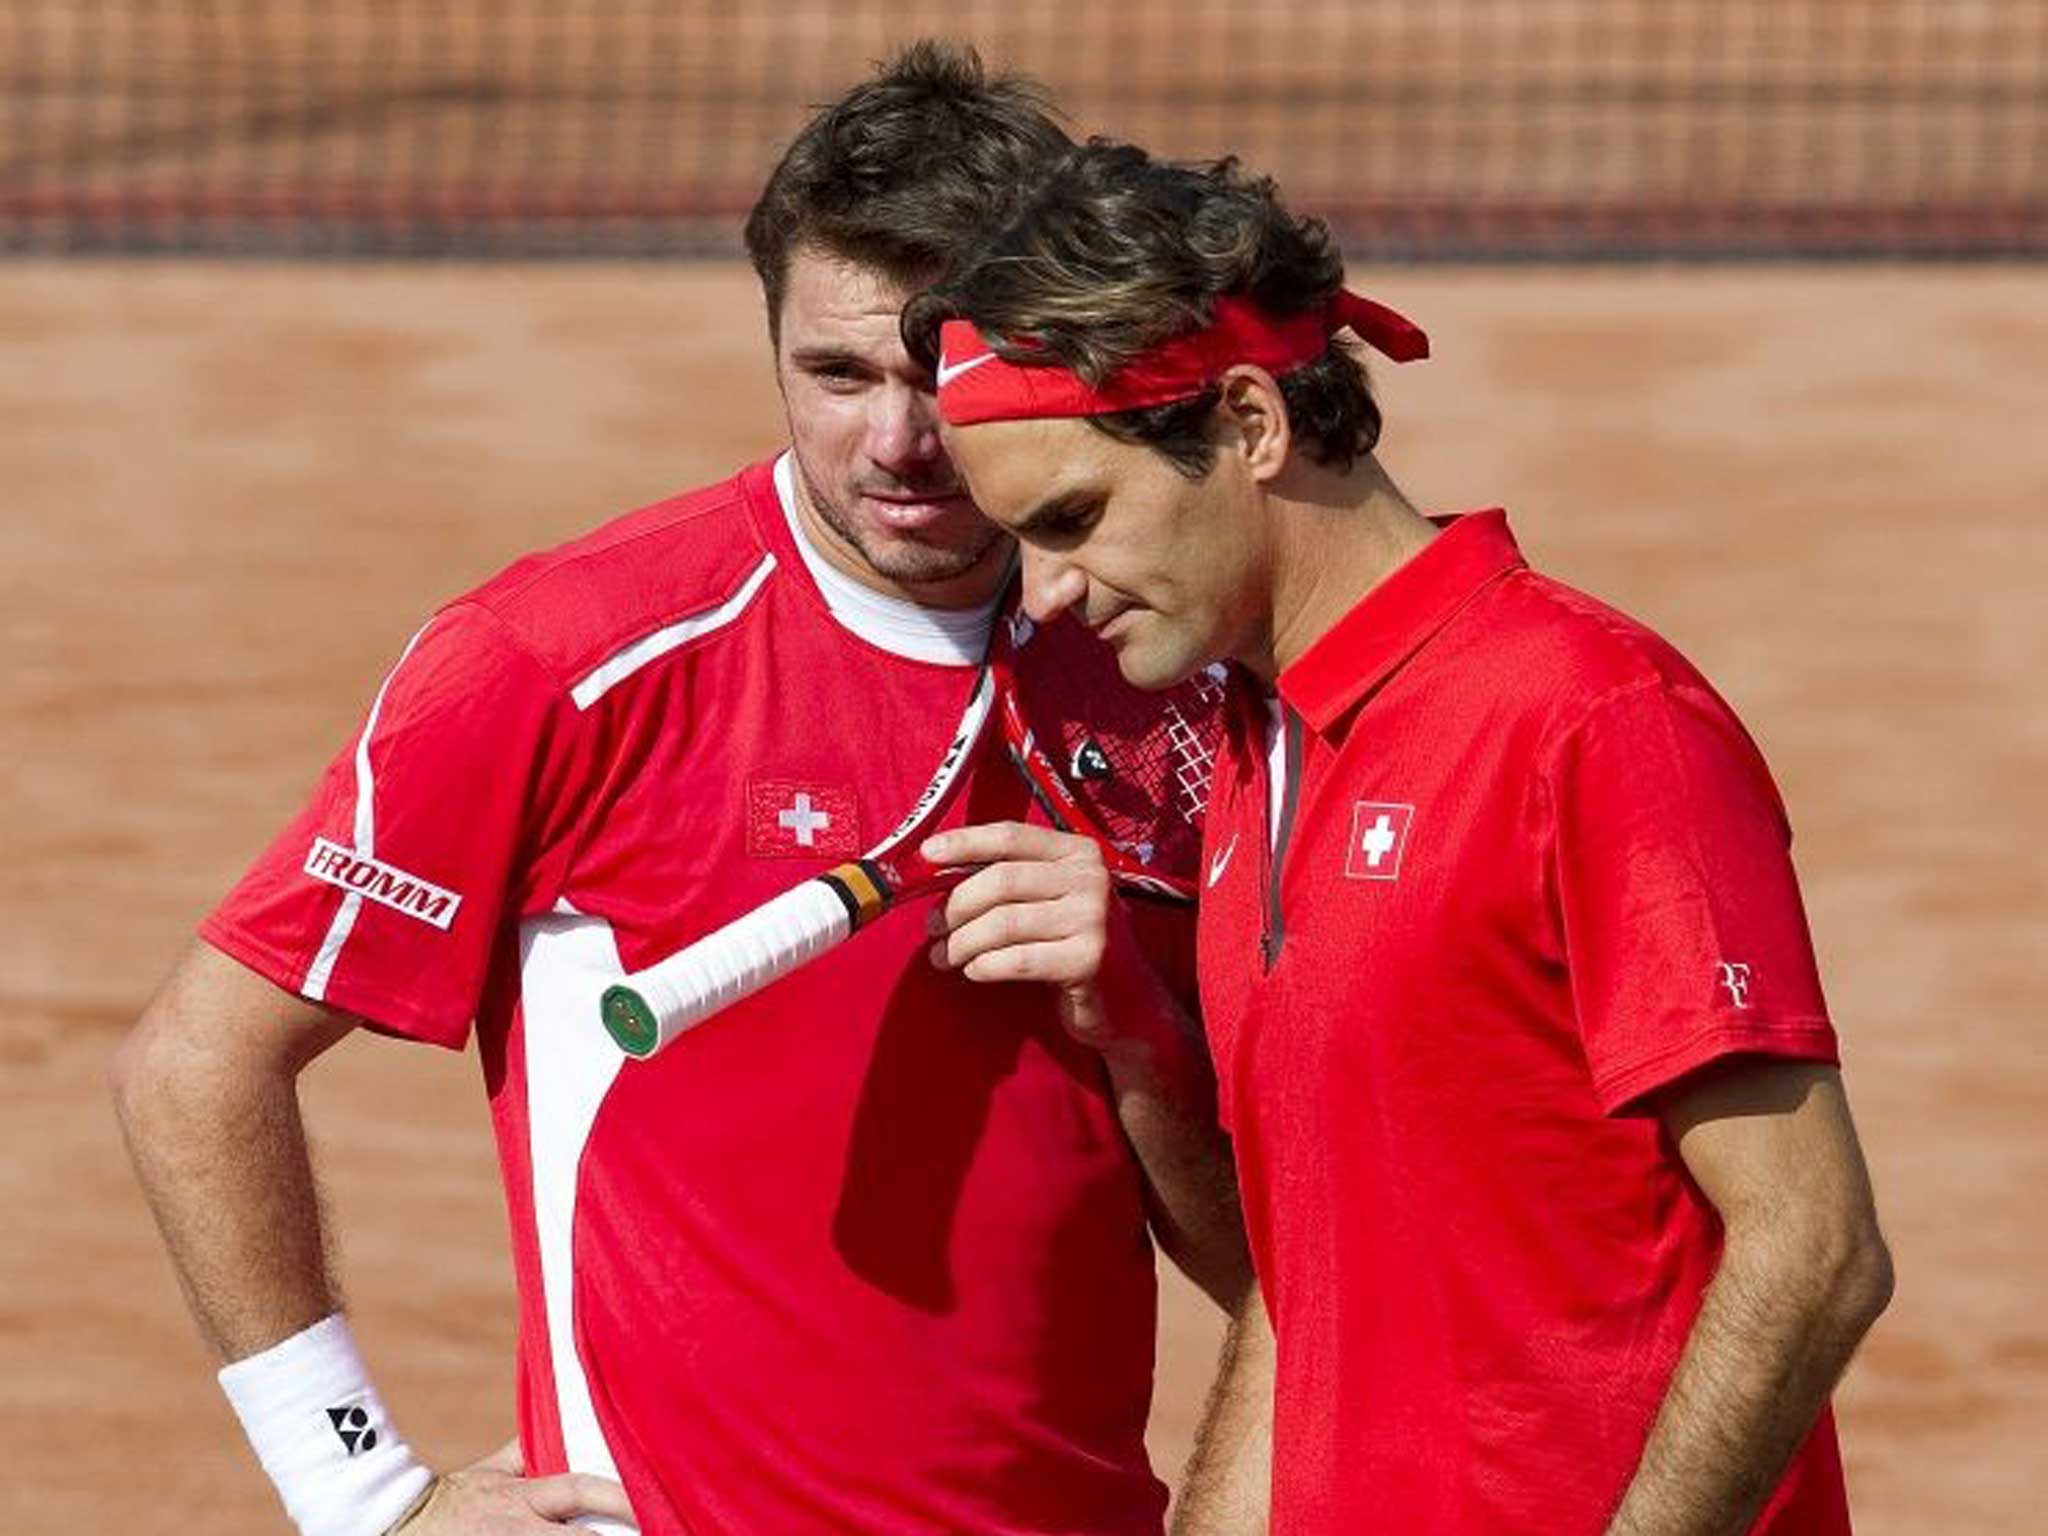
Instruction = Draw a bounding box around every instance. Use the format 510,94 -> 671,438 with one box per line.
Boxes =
598,879 -> 855,1058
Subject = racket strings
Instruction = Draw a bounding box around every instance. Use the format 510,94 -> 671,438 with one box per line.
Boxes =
1041,682 -> 1222,866
1159,667 -> 1227,823
1163,704 -> 1216,821
1007,618 -> 1228,883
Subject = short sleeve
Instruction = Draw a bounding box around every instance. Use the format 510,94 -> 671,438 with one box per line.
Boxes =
200,602 -> 591,1048
1547,679 -> 1839,1114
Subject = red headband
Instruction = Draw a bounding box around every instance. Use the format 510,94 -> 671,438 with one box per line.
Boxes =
935,290 -> 1428,428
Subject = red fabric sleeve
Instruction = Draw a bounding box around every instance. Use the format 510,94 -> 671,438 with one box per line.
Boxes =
1547,679 -> 1839,1113
201,602 -> 591,1048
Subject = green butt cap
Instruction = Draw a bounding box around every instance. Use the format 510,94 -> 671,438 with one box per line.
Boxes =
600,986 -> 659,1058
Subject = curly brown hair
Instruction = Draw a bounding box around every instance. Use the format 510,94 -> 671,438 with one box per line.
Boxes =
903,141 -> 1383,477
744,41 -> 1071,341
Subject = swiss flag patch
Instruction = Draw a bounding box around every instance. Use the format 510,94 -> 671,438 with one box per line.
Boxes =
1344,802 -> 1414,881
747,779 -> 860,859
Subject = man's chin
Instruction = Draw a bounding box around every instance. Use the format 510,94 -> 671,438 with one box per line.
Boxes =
1111,645 -> 1183,694
857,528 -> 1007,588
796,466 -> 1005,591
1112,630 -> 1213,694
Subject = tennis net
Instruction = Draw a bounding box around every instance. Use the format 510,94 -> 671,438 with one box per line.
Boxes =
3,1 -> 2041,258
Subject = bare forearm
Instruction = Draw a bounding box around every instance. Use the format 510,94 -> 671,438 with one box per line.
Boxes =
117,1044 -> 337,1358
112,947 -> 350,1361
1605,1222 -> 1892,1536
1171,1286 -> 1274,1536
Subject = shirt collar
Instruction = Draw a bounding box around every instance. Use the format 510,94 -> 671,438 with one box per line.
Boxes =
1277,509 -> 1525,734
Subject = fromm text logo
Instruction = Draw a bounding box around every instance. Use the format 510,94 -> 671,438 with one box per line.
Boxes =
303,838 -> 462,930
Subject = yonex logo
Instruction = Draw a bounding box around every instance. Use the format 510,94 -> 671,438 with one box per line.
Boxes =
1069,738 -> 1112,782
326,1402 -> 378,1456
303,839 -> 462,930
876,670 -> 994,847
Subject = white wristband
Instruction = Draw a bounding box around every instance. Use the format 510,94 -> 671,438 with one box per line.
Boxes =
218,1314 -> 435,1536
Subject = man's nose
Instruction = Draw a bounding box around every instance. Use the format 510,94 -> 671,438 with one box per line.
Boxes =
1021,544 -> 1086,624
867,380 -> 943,474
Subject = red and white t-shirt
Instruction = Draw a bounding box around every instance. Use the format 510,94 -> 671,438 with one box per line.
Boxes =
204,456 -> 1174,1536
1198,511 -> 1849,1535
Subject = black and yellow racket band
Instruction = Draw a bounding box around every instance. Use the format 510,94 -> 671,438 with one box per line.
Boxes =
820,860 -> 891,931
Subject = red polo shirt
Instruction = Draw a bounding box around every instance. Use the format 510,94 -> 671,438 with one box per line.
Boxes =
1197,511 -> 1850,1534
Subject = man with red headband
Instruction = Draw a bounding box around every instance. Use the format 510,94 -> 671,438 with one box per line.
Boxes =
912,143 -> 1893,1535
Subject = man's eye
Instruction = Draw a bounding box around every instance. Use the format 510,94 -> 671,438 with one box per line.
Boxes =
1039,504 -> 1099,540
809,363 -> 868,388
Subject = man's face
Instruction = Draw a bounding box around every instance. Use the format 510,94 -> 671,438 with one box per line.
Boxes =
944,413 -> 1268,690
772,248 -> 1007,603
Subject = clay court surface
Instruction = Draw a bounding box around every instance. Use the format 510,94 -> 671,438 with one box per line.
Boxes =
3,263 -> 2042,1530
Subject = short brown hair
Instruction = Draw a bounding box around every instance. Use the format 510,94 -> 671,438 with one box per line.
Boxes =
744,41 -> 1071,339
903,142 -> 1383,476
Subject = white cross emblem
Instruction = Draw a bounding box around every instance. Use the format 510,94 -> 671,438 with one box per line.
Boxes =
1344,801 -> 1414,881
778,792 -> 832,847
1359,814 -> 1399,869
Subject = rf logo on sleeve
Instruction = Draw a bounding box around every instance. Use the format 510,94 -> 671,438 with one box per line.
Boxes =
1718,961 -> 1754,1008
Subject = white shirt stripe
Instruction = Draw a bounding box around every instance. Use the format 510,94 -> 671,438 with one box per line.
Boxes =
568,553 -> 777,711
518,904 -> 630,1530
303,623 -> 432,1002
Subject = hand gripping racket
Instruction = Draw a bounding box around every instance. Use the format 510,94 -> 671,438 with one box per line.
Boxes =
597,603 -> 1225,1059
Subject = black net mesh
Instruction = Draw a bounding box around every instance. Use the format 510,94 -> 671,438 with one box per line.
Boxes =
4,1 -> 2041,258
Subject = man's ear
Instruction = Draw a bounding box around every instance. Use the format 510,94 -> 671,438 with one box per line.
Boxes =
1216,365 -> 1292,484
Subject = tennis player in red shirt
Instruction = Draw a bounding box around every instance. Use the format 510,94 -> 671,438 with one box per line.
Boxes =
112,60 -> 1252,1536
914,143 -> 1893,1535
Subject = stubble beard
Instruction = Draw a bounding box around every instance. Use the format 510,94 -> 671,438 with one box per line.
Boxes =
795,458 -> 1005,588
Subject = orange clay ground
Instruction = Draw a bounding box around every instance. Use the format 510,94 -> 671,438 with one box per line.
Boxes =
2,263 -> 2042,1531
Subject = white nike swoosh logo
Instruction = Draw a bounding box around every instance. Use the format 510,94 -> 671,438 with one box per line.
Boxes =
1207,835 -> 1239,888
936,351 -> 997,389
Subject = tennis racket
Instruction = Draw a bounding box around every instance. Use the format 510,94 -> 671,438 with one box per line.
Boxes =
597,600 -> 1225,1059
